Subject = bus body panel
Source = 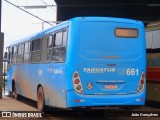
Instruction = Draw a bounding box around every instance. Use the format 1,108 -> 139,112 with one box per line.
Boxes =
78,21 -> 145,95
66,17 -> 146,107
42,63 -> 66,108
8,63 -> 67,108
67,91 -> 145,108
7,66 -> 14,93
7,64 -> 31,98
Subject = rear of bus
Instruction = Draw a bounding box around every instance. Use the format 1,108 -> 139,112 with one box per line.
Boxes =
66,17 -> 146,108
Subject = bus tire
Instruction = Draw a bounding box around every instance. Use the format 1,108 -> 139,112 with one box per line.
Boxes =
12,83 -> 20,99
37,86 -> 45,111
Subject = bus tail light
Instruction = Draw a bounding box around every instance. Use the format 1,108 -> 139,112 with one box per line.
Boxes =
76,85 -> 81,90
72,71 -> 83,94
137,72 -> 145,93
73,73 -> 78,78
74,79 -> 80,84
140,79 -> 144,84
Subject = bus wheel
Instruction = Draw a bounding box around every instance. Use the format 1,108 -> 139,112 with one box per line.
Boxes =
37,86 -> 45,111
12,84 -> 19,99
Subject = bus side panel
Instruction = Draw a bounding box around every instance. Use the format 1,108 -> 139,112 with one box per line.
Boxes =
65,19 -> 82,107
15,64 -> 30,98
30,64 -> 43,101
43,63 -> 66,108
7,64 -> 31,98
7,66 -> 14,93
65,19 -> 81,92
9,63 -> 67,108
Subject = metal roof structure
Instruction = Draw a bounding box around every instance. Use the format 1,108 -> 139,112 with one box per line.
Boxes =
146,20 -> 160,31
54,0 -> 160,24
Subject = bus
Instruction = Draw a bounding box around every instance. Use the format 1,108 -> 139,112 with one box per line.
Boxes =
6,17 -> 146,111
145,21 -> 160,83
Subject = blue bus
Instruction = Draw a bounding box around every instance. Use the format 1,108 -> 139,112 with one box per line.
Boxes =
6,17 -> 146,111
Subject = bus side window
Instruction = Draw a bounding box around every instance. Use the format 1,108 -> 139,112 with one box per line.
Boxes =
55,32 -> 63,47
8,47 -> 12,63
62,30 -> 68,46
48,35 -> 54,62
24,42 -> 30,63
7,47 -> 11,70
52,31 -> 66,62
17,44 -> 24,63
13,46 -> 17,54
11,47 -> 14,56
31,39 -> 41,51
31,38 -> 41,63
41,35 -> 48,62
48,35 -> 53,48
11,45 -> 17,63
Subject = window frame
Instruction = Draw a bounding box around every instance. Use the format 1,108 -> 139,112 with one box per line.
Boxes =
31,38 -> 41,52
31,38 -> 41,63
8,27 -> 68,64
17,44 -> 24,55
51,29 -> 68,63
62,29 -> 68,46
54,31 -> 63,47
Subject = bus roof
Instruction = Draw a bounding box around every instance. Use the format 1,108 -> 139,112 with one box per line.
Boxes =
145,20 -> 160,31
8,17 -> 143,47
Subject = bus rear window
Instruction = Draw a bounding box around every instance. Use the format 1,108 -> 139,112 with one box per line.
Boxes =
115,28 -> 138,38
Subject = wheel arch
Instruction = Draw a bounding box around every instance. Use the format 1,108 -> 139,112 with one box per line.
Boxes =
37,84 -> 42,94
37,84 -> 45,111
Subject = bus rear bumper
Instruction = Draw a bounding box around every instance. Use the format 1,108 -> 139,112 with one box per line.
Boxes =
66,91 -> 145,108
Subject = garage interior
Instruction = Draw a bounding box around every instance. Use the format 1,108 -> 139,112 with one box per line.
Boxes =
55,0 -> 160,25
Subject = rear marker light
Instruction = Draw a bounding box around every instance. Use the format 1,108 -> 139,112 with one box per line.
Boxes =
136,98 -> 144,102
74,99 -> 85,102
74,99 -> 80,102
140,98 -> 144,101
72,71 -> 83,94
137,72 -> 145,93
142,73 -> 145,79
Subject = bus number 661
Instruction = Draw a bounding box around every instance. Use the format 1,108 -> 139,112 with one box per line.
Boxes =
126,68 -> 139,76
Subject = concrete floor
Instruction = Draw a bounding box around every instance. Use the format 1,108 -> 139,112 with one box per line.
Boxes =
0,95 -> 159,120
0,95 -> 38,111
146,82 -> 160,102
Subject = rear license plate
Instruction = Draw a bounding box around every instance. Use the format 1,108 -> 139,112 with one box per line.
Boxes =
105,85 -> 117,89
